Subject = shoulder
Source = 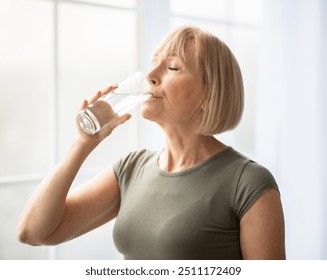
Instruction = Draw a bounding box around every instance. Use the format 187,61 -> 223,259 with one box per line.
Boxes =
113,149 -> 158,179
226,148 -> 277,186
232,154 -> 279,220
114,149 -> 157,167
239,161 -> 277,187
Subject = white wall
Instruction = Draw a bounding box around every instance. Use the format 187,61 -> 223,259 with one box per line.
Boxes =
255,0 -> 327,259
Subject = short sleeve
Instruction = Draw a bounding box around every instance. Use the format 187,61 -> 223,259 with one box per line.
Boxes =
112,150 -> 139,192
234,161 -> 279,220
112,149 -> 154,196
112,152 -> 128,183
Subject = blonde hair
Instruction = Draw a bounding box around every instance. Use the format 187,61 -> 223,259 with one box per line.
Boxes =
155,26 -> 244,135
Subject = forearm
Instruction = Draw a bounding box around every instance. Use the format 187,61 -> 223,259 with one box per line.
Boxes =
17,139 -> 98,245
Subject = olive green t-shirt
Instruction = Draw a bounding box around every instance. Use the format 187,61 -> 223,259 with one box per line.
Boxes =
112,147 -> 278,260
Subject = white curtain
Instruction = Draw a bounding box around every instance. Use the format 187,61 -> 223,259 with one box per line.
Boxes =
255,0 -> 327,259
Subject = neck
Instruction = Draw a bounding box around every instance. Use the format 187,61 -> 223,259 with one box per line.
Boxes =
158,127 -> 226,173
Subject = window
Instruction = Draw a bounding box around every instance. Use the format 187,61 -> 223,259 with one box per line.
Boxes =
0,0 -> 140,260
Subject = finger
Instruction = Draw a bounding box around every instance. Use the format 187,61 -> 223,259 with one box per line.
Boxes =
108,113 -> 132,130
79,99 -> 88,110
101,83 -> 118,95
116,113 -> 132,125
88,84 -> 118,104
88,90 -> 103,104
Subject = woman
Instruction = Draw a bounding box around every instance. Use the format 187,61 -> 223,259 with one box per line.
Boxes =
17,26 -> 285,260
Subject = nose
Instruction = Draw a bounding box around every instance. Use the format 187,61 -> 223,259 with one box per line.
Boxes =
146,68 -> 159,86
149,78 -> 156,86
146,75 -> 156,87
144,75 -> 155,93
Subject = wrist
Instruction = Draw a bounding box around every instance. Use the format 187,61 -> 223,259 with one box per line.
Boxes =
73,137 -> 100,153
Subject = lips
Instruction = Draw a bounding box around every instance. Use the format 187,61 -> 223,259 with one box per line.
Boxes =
150,93 -> 162,98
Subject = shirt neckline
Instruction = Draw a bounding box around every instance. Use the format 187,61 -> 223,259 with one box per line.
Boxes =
154,146 -> 233,177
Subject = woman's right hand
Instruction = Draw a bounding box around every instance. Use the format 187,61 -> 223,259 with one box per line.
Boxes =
76,84 -> 132,144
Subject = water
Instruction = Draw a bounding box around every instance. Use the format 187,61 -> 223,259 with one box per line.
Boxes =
77,93 -> 149,135
77,72 -> 152,135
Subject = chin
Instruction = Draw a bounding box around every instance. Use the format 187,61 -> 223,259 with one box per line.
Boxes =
141,105 -> 165,123
141,107 -> 152,121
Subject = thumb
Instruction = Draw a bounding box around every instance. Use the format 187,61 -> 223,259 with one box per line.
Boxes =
109,113 -> 132,130
97,113 -> 132,139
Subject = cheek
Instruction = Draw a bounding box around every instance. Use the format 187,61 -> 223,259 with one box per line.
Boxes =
171,83 -> 204,109
140,78 -> 204,121
165,82 -> 189,103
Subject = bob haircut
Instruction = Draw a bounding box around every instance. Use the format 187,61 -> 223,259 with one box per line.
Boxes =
155,26 -> 244,135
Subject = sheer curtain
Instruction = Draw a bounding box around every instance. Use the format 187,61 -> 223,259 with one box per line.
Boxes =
255,0 -> 327,259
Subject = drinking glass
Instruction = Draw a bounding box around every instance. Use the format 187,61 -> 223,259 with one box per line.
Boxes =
77,72 -> 150,135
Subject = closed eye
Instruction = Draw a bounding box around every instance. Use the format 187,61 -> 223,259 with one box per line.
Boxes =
168,67 -> 179,71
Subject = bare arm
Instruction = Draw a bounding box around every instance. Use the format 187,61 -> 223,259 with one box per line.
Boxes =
17,86 -> 130,246
240,188 -> 286,259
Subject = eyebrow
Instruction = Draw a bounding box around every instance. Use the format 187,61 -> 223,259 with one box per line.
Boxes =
152,52 -> 179,58
151,52 -> 179,62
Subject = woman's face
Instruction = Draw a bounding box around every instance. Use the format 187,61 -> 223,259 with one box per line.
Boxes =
141,46 -> 205,130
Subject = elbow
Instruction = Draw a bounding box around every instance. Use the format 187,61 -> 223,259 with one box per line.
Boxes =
16,221 -> 51,246
16,223 -> 39,246
17,223 -> 63,246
